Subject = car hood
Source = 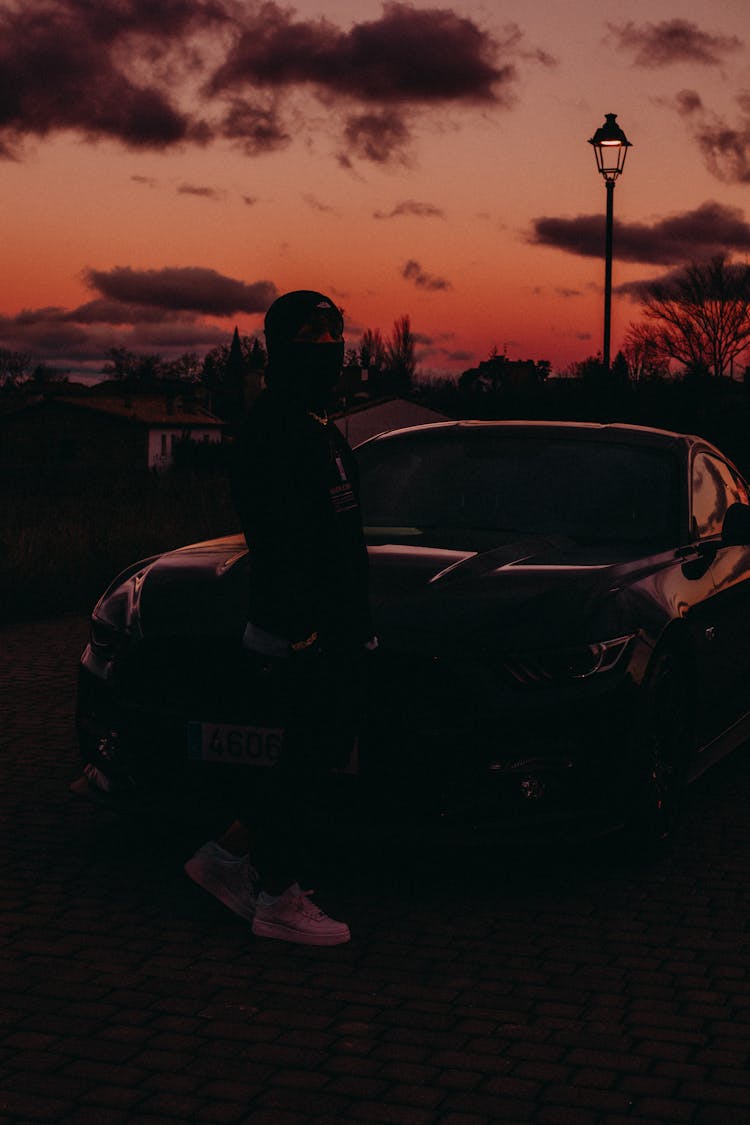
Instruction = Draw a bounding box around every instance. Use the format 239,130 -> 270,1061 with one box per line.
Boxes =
132,531 -> 658,652
367,534 -> 652,652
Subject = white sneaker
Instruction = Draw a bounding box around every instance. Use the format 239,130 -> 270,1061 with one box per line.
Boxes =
184,841 -> 258,921
252,883 -> 350,946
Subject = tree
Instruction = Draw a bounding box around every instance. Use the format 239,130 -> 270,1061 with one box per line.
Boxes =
102,346 -> 138,382
135,354 -> 164,387
627,255 -> 750,379
610,351 -> 629,386
163,352 -> 202,384
201,334 -> 265,393
0,348 -> 32,388
30,363 -> 67,387
359,328 -> 386,372
384,315 -> 416,392
622,326 -> 671,383
459,352 -> 550,394
201,332 -> 266,423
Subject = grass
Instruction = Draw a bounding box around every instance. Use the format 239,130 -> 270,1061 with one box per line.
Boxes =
0,468 -> 240,623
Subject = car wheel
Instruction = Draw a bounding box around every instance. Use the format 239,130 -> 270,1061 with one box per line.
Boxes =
621,646 -> 692,856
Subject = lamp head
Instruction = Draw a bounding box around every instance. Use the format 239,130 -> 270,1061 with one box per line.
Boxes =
588,113 -> 632,182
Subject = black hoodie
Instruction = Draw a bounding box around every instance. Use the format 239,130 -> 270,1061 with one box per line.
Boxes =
230,386 -> 373,651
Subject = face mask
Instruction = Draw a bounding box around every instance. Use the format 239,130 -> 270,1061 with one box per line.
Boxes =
266,341 -> 344,408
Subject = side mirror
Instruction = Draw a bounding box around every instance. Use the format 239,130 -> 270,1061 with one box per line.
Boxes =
722,502 -> 750,547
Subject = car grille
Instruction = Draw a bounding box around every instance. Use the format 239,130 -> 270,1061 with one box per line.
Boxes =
369,648 -> 486,729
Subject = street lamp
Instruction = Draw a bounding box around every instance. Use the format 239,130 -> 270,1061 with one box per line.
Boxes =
588,113 -> 632,371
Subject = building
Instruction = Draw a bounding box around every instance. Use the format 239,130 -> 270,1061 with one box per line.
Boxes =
334,397 -> 450,447
0,392 -> 224,482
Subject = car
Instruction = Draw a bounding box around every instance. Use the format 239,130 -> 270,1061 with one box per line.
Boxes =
73,420 -> 750,849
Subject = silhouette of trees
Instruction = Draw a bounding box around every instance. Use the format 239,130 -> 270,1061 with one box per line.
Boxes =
459,351 -> 550,393
384,315 -> 416,392
200,332 -> 266,423
102,347 -> 207,389
622,328 -> 671,383
359,328 -> 386,373
625,255 -> 750,379
164,352 -> 202,384
101,347 -> 138,383
29,363 -> 67,387
0,348 -> 32,388
201,334 -> 265,394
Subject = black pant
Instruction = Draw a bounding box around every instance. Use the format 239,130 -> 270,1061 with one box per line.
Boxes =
238,644 -> 367,889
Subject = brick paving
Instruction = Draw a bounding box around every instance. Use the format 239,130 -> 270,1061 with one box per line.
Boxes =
1,613 -> 750,1123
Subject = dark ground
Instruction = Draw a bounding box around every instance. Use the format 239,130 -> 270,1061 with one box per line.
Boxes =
1,613 -> 750,1124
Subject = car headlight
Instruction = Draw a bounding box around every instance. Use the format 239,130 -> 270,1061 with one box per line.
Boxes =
503,634 -> 634,686
90,588 -> 136,659
90,557 -> 156,656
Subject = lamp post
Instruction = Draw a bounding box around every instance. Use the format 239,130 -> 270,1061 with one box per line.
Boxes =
588,113 -> 632,371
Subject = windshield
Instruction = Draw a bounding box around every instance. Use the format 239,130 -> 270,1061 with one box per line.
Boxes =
356,431 -> 680,547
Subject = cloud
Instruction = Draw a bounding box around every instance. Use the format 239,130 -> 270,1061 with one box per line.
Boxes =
374,200 -> 445,219
83,266 -> 277,316
0,256 -> 276,367
342,111 -> 411,164
0,2 -> 549,165
177,184 -> 224,200
0,301 -> 240,369
608,19 -> 743,67
208,3 -> 548,164
675,90 -> 704,116
209,2 -> 513,106
402,260 -> 452,290
529,201 -> 750,265
303,194 -> 338,214
218,97 -> 291,155
0,0 -> 215,156
615,258 -> 750,303
0,314 -> 95,358
675,91 -> 750,184
63,299 -> 196,325
0,309 -> 231,368
555,287 -> 583,298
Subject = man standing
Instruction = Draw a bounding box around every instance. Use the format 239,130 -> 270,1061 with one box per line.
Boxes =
185,291 -> 375,945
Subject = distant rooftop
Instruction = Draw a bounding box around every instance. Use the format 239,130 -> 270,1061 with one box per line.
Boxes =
55,394 -> 224,427
334,397 -> 450,447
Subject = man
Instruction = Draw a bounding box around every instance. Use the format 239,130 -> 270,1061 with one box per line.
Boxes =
184,290 -> 375,945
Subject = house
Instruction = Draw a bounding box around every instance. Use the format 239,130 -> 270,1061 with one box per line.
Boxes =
65,394 -> 225,470
0,392 -> 224,481
333,397 -> 450,447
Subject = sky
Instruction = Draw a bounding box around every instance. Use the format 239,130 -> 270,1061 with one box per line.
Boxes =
1,0 -> 749,380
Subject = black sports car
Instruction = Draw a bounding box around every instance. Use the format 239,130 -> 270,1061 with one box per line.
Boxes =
73,420 -> 750,847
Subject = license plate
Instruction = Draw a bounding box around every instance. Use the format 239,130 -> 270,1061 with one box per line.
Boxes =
187,722 -> 283,767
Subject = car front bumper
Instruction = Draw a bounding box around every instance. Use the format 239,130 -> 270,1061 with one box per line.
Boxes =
74,632 -> 648,839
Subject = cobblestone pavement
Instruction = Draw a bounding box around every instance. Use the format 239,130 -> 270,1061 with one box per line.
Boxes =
2,614 -> 750,1124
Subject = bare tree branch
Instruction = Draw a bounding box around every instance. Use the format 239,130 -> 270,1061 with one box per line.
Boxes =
631,256 -> 750,377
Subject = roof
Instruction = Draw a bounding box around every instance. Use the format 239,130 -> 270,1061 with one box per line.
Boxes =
53,394 -> 224,427
334,397 -> 450,447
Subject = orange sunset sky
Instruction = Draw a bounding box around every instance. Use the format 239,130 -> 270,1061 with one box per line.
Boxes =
1,0 -> 749,379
